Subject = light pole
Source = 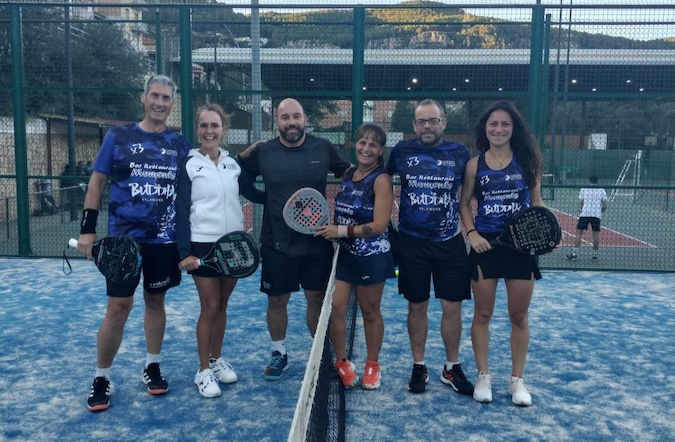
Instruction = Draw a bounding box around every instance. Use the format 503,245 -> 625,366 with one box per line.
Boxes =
251,0 -> 262,142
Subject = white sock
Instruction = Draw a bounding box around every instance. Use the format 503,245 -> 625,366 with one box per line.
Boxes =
446,361 -> 459,370
414,360 -> 425,367
572,247 -> 579,254
145,353 -> 161,368
271,339 -> 286,355
95,367 -> 111,380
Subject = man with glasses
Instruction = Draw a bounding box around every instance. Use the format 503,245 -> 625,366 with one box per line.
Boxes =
385,99 -> 473,395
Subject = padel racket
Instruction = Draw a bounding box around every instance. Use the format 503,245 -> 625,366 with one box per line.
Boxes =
195,231 -> 259,278
490,206 -> 561,256
67,236 -> 142,283
283,187 -> 331,234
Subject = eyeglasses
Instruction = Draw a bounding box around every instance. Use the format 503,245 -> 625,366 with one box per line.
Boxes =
413,118 -> 444,127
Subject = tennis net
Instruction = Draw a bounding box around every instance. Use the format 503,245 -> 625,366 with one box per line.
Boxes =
288,245 -> 358,442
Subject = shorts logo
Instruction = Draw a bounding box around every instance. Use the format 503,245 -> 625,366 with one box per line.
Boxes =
149,276 -> 171,289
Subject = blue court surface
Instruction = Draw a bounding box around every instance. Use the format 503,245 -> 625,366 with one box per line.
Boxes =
0,257 -> 673,442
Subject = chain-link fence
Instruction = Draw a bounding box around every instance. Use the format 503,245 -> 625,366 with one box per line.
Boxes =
1,1 -> 673,271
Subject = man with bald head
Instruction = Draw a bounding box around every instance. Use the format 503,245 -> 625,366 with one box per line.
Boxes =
238,98 -> 350,380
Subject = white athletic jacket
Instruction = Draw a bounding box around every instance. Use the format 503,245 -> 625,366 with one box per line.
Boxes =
176,148 -> 264,259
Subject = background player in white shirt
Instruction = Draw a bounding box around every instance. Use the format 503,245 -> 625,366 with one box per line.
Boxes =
567,175 -> 608,261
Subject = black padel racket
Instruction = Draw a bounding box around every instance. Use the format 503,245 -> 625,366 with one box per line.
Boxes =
67,236 -> 142,283
490,206 -> 561,256
195,231 -> 260,278
283,187 -> 331,234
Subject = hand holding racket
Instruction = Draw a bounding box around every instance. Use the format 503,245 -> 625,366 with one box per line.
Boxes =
66,236 -> 142,283
283,187 -> 331,234
192,231 -> 260,278
489,206 -> 562,256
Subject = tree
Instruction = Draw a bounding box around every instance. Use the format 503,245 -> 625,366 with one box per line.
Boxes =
0,6 -> 149,120
390,101 -> 416,132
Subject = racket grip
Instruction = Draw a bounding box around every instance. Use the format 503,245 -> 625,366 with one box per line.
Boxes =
194,258 -> 201,268
68,238 -> 78,248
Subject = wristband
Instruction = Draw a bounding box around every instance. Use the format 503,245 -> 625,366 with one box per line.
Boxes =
80,208 -> 99,234
347,225 -> 355,238
466,229 -> 477,235
337,225 -> 348,238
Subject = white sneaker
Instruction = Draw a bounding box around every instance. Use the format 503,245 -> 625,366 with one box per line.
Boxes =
194,368 -> 221,398
473,372 -> 492,403
510,376 -> 532,406
210,357 -> 238,384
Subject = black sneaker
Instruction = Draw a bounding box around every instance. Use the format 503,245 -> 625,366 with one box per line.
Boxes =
142,362 -> 169,395
408,364 -> 429,394
87,376 -> 111,412
440,364 -> 474,396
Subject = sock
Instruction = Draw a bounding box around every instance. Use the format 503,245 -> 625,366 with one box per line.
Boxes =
145,353 -> 161,368
413,360 -> 425,367
446,361 -> 459,371
95,367 -> 111,380
572,247 -> 579,255
272,339 -> 286,355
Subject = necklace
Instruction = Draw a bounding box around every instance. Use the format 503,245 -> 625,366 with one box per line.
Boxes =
488,150 -> 512,168
356,164 -> 378,176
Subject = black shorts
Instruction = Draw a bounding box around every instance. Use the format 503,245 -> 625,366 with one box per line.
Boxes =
106,243 -> 181,298
576,216 -> 601,232
188,242 -> 222,278
335,250 -> 395,286
259,244 -> 333,296
469,232 -> 542,281
397,232 -> 471,303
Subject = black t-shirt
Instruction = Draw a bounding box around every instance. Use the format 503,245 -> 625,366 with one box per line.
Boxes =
241,133 -> 350,256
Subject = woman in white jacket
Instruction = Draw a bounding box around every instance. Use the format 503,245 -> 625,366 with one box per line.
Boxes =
176,104 -> 264,398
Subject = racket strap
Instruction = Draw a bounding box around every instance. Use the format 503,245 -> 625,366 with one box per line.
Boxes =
62,246 -> 73,275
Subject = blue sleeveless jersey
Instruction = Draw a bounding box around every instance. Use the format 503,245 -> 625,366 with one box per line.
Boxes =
334,168 -> 390,256
474,153 -> 531,234
386,139 -> 469,241
93,123 -> 191,243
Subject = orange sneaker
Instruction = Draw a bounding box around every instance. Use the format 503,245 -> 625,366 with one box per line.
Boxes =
334,359 -> 358,389
361,360 -> 381,390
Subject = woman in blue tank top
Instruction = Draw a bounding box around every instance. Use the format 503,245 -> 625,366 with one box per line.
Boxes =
459,101 -> 545,407
315,123 -> 395,391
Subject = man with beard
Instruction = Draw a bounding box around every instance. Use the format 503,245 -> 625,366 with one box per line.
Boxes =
385,99 -> 474,396
237,98 -> 351,380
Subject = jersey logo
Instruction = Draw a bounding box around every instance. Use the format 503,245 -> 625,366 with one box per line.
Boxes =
131,143 -> 144,155
479,175 -> 490,186
196,167 -> 203,172
406,157 -> 420,167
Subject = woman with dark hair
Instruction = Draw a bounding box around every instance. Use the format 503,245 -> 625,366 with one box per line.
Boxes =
459,101 -> 545,406
315,123 -> 395,390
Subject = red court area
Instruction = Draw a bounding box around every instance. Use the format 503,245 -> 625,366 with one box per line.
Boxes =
552,209 -> 655,248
